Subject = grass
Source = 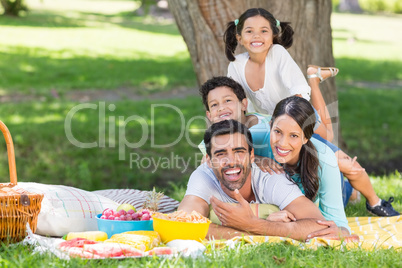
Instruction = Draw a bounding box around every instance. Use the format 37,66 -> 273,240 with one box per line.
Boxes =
331,12 -> 402,173
0,98 -> 206,192
338,88 -> 402,173
1,238 -> 402,267
0,1 -> 195,95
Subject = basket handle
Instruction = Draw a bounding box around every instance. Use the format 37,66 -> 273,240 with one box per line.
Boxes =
0,120 -> 17,184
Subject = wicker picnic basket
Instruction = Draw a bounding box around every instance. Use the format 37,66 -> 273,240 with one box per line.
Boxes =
0,120 -> 44,242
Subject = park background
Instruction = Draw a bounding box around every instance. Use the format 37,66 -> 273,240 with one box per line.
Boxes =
0,0 -> 402,266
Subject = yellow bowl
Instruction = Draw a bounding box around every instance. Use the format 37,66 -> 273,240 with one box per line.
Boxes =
152,217 -> 210,243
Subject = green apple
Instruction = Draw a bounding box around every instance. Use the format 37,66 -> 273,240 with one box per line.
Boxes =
116,203 -> 136,212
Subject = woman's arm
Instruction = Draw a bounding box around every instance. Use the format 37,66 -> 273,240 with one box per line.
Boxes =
253,154 -> 284,174
312,140 -> 351,234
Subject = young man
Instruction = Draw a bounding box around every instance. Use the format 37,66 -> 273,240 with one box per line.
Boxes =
178,119 -> 329,241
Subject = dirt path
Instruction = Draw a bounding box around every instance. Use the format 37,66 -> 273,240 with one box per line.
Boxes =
2,80 -> 400,103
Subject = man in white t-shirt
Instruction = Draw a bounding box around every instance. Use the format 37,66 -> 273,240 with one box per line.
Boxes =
178,119 -> 328,241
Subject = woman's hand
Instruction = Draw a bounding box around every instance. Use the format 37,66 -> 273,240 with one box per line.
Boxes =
210,189 -> 257,230
306,220 -> 352,240
266,210 -> 296,222
254,155 -> 284,174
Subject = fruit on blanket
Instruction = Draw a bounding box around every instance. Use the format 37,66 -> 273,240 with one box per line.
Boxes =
143,187 -> 164,212
59,238 -> 98,250
101,207 -> 153,221
66,231 -> 108,242
146,247 -> 176,256
116,203 -> 136,213
83,243 -> 145,258
65,246 -> 101,259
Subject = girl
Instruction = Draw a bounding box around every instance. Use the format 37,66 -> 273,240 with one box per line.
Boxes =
223,8 -> 399,216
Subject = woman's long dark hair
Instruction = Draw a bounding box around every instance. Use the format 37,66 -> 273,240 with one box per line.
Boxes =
224,8 -> 294,61
270,96 -> 320,201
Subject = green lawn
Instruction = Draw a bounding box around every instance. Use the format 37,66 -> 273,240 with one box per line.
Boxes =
1,241 -> 402,267
0,0 -> 196,95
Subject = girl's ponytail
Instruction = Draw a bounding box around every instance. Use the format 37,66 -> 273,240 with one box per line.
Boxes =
223,21 -> 238,62
277,21 -> 294,49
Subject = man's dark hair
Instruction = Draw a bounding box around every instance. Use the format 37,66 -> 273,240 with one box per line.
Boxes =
204,119 -> 253,157
199,76 -> 247,111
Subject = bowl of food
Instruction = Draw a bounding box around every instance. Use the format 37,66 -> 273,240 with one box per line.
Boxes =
96,206 -> 153,238
152,210 -> 211,243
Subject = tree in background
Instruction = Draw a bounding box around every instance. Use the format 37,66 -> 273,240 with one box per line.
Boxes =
167,0 -> 345,146
0,0 -> 27,16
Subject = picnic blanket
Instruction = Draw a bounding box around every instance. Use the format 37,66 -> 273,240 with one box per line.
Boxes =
214,216 -> 401,251
23,216 -> 401,260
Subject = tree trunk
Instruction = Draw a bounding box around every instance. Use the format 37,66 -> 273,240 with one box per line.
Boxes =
168,0 -> 345,147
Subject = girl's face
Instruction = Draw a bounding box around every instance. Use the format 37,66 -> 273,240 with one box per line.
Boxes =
270,114 -> 308,166
237,15 -> 274,54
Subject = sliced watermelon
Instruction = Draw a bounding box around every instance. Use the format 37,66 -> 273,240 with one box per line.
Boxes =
59,238 -> 98,249
83,243 -> 145,258
146,247 -> 176,256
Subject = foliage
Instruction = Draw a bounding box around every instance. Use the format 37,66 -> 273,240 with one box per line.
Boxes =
0,0 -> 27,16
333,0 -> 402,13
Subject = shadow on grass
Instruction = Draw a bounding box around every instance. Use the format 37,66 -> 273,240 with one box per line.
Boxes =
0,46 -> 196,95
0,11 -> 88,28
336,57 -> 402,83
338,88 -> 402,174
332,36 -> 391,44
0,9 -> 181,35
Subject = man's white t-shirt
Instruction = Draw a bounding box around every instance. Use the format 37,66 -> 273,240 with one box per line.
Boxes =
185,162 -> 303,210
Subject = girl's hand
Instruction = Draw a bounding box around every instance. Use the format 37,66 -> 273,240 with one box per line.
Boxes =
201,155 -> 207,164
254,155 -> 284,174
306,220 -> 351,240
266,210 -> 296,222
337,155 -> 365,176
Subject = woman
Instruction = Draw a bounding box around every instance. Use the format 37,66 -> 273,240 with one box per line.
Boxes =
267,96 -> 350,238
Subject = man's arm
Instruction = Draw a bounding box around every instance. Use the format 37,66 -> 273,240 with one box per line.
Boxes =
211,190 -> 327,241
178,195 -> 210,216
